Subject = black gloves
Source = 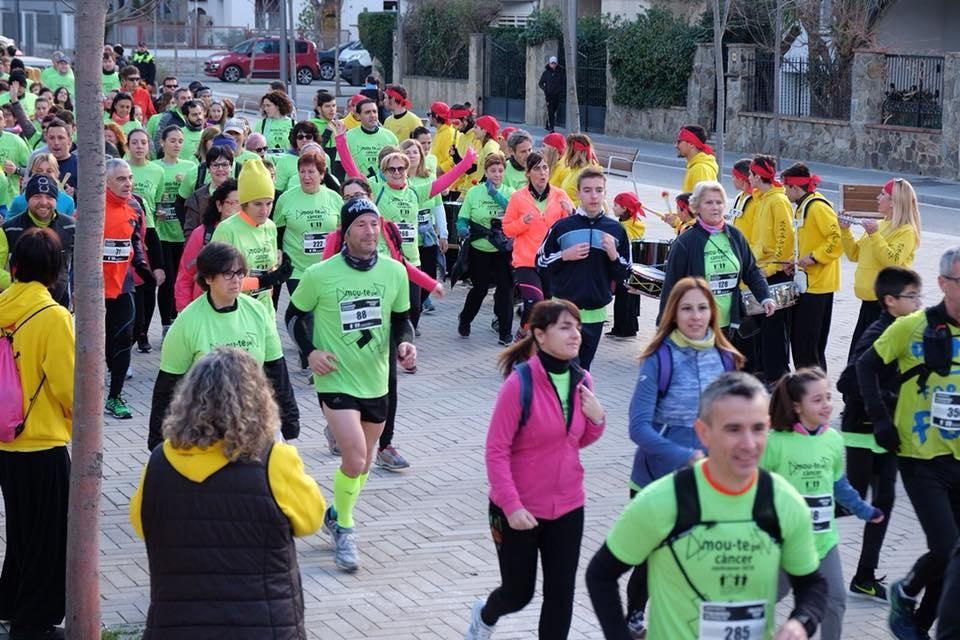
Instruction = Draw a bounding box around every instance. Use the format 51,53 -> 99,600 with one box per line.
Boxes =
874,419 -> 901,453
258,252 -> 293,289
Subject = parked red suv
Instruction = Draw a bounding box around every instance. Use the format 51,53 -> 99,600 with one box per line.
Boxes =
204,37 -> 320,84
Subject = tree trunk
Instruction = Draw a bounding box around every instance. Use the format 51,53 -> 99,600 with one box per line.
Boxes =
711,0 -> 728,171
65,2 -> 108,638
773,0 -> 783,164
563,0 -> 580,133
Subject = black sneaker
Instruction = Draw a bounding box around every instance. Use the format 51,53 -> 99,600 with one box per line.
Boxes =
136,335 -> 152,353
850,574 -> 888,602
458,316 -> 470,338
498,335 -> 513,346
491,318 -> 500,334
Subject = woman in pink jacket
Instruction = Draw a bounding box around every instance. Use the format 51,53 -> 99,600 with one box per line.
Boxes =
464,299 -> 606,640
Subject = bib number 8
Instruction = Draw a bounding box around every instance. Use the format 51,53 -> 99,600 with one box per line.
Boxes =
725,626 -> 750,640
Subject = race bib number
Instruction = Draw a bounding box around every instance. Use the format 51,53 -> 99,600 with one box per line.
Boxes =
699,600 -> 765,640
709,272 -> 739,294
417,209 -> 431,226
397,223 -> 416,243
931,391 -> 960,431
804,495 -> 833,533
340,297 -> 382,333
303,232 -> 327,254
103,239 -> 132,262
157,204 -> 177,223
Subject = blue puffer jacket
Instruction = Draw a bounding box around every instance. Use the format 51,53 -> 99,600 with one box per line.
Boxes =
627,335 -> 728,489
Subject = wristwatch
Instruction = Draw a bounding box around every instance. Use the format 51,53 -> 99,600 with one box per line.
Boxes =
791,613 -> 816,637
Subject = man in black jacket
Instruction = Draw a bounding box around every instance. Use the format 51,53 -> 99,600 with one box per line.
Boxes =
538,56 -> 564,132
536,168 -> 629,370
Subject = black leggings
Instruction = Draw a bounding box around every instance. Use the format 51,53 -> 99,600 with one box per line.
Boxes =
514,266 -> 546,329
759,273 -> 792,383
481,502 -> 583,639
790,291 -> 834,372
157,240 -> 183,326
626,488 -> 648,617
133,280 -> 156,342
847,300 -> 882,362
460,248 -> 513,338
379,339 -> 399,451
105,292 -> 135,398
899,455 -> 960,631
409,280 -> 423,329
419,244 -> 439,303
846,447 -> 897,578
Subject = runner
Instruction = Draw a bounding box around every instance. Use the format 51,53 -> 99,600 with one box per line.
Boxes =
399,139 -> 446,314
210,157 -> 291,315
537,168 -> 629,369
763,367 -> 884,640
147,241 -> 299,451
287,197 -> 414,572
856,246 -> 960,640
256,91 -> 295,151
586,371 -> 827,640
465,300 -> 606,640
503,129 -> 533,190
344,98 -> 398,178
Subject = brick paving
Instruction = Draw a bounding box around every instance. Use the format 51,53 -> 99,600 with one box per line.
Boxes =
1,176 -> 956,639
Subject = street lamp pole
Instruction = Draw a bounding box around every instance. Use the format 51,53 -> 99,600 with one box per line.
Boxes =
279,0 -> 290,89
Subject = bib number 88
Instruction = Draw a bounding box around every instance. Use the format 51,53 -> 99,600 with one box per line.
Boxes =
725,626 -> 751,640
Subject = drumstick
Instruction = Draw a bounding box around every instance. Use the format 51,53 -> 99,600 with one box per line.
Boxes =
661,191 -> 673,215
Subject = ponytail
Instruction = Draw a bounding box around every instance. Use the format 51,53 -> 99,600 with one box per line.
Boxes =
496,299 -> 581,378
769,367 -> 827,431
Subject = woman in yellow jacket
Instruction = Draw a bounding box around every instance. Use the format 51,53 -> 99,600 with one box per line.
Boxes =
560,133 -> 602,205
840,177 -> 921,352
0,228 -> 75,638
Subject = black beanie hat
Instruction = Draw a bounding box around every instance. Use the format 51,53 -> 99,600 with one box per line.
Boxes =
340,197 -> 379,234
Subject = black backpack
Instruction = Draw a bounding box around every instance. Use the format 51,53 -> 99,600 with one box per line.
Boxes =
900,304 -> 960,394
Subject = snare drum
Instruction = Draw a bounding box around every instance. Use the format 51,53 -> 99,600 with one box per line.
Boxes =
631,239 -> 672,267
742,282 -> 800,315
626,265 -> 665,299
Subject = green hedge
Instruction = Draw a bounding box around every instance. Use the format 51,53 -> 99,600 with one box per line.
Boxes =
608,8 -> 706,109
403,0 -> 500,79
358,11 -> 396,81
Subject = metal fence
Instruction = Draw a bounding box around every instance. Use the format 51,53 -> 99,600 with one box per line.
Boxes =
750,53 -> 852,121
881,54 -> 943,129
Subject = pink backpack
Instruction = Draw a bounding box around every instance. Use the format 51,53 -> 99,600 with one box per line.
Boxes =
0,304 -> 56,442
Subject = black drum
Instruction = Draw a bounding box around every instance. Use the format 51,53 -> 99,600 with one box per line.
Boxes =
631,239 -> 672,267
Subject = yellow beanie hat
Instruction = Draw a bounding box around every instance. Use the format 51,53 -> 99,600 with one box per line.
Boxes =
237,157 -> 274,204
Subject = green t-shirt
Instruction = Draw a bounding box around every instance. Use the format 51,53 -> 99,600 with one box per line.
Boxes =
425,153 -> 438,175
102,71 -> 121,93
152,158 -> 196,242
0,92 -> 36,118
181,127 -> 203,164
310,118 -> 337,150
606,461 -> 819,640
345,125 -> 399,178
760,428 -> 844,559
104,112 -> 139,137
176,162 -> 236,200
40,67 -> 75,95
0,131 -> 28,207
290,254 -> 409,399
548,370 -> 570,421
210,213 -> 279,312
271,152 -> 299,191
873,309 -> 960,459
129,161 -> 165,229
272,185 -> 343,279
235,149 -> 259,166
458,182 -> 515,253
257,117 -> 293,151
372,181 -> 429,265
703,232 -> 741,328
503,160 -> 527,190
159,293 -> 283,374
145,112 -> 165,139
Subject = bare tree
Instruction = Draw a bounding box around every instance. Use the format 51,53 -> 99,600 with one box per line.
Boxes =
64,2 -> 108,638
563,0 -> 580,133
711,0 -> 734,170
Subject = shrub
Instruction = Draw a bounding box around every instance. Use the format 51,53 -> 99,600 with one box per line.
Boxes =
402,0 -> 501,79
608,8 -> 707,109
358,11 -> 396,81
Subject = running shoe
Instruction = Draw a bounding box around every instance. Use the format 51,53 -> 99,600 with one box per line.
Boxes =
849,574 -> 888,602
464,600 -> 495,640
402,365 -> 418,374
458,316 -> 470,338
331,524 -> 359,572
514,328 -> 528,342
161,324 -> 171,343
490,318 -> 499,335
323,425 -> 341,456
498,335 -> 513,346
125,365 -> 133,380
888,579 -> 924,640
626,609 -> 646,639
422,298 -> 436,314
376,445 -> 410,470
105,396 -> 133,420
415,327 -> 422,338
136,336 -> 152,353
322,506 -> 337,536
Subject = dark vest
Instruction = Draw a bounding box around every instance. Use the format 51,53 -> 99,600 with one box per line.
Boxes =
3,211 -> 75,307
141,443 -> 306,639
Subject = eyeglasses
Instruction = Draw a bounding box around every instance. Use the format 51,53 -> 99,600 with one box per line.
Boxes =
943,275 -> 960,283
893,293 -> 923,300
296,133 -> 315,140
210,161 -> 232,169
164,84 -> 178,89
127,77 -> 141,82
385,166 -> 405,174
220,269 -> 247,281
252,147 -> 268,154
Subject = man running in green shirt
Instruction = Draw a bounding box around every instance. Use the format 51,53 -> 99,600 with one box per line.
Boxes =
287,197 -> 415,573
345,99 -> 398,179
586,372 -> 827,640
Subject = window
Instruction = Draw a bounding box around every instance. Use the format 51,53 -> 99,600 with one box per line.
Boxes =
253,40 -> 277,55
232,39 -> 253,54
295,41 -> 308,54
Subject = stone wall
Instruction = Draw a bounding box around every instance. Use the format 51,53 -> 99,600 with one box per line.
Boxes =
525,40 -> 559,129
603,43 -> 716,139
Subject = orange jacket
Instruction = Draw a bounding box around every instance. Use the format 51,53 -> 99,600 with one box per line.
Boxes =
103,189 -> 146,299
502,185 -> 572,268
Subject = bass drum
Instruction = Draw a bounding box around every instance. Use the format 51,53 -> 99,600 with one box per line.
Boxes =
630,239 -> 672,267
626,265 -> 665,299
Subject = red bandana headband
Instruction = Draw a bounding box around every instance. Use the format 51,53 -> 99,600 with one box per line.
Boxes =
570,139 -> 598,163
883,178 -> 896,195
449,108 -> 471,119
750,161 -> 781,187
675,197 -> 691,213
731,167 -> 750,183
677,128 -> 713,155
386,88 -> 411,109
782,174 -> 821,193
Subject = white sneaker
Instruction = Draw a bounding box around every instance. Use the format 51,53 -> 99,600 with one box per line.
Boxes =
464,600 -> 495,640
331,524 -> 359,573
125,365 -> 133,380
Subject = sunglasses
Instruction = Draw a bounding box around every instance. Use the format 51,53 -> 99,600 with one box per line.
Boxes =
296,133 -> 315,140
164,84 -> 178,89
127,77 -> 141,82
385,166 -> 406,174
252,147 -> 267,153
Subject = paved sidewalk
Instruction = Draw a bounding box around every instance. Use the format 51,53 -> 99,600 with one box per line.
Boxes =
1,176 -> 955,638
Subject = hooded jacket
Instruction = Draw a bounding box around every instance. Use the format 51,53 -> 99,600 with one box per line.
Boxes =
0,281 -> 74,452
503,184 -> 572,268
681,151 -> 719,192
538,64 -> 565,97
